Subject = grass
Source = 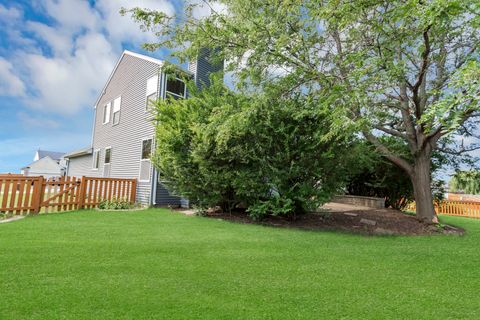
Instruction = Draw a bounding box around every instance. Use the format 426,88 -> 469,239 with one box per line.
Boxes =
1,209 -> 480,319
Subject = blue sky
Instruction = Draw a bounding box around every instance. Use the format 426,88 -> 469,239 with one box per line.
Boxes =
0,0 -> 203,173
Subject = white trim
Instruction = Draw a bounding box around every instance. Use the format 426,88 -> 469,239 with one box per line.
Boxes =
138,159 -> 152,183
164,75 -> 187,99
102,102 -> 111,124
112,96 -> 121,125
146,74 -> 159,96
125,50 -> 165,66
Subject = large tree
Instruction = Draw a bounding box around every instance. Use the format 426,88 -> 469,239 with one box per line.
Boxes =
125,0 -> 480,222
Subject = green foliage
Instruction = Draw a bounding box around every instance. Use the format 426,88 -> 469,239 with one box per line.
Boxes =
153,78 -> 357,218
125,0 -> 480,221
346,138 -> 445,210
450,170 -> 480,195
98,198 -> 134,210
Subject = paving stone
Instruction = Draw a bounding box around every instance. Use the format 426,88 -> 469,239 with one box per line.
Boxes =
374,227 -> 395,235
343,212 -> 358,217
360,218 -> 377,226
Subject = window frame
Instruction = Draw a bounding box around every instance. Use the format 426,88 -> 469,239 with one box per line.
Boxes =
102,102 -> 111,124
92,149 -> 100,170
104,147 -> 112,164
112,96 -> 121,125
146,74 -> 159,112
139,138 -> 153,182
164,74 -> 186,99
146,92 -> 157,112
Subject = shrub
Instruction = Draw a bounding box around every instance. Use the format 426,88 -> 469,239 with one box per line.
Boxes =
345,138 -> 445,210
98,198 -> 134,210
153,78 -> 358,219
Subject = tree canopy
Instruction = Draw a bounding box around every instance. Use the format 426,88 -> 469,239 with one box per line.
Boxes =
125,0 -> 480,222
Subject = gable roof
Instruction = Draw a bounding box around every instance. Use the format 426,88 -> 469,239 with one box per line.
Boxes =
63,147 -> 92,159
36,150 -> 65,161
93,51 -> 164,109
22,156 -> 64,171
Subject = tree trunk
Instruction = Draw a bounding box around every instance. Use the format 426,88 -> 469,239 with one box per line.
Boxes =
411,152 -> 438,223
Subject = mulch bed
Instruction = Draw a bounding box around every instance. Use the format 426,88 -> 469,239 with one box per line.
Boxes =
202,208 -> 464,236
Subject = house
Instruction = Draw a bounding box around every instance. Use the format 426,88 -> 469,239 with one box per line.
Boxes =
64,50 -> 223,206
20,149 -> 66,179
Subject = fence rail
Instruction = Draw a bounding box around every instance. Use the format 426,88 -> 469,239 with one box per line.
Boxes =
406,200 -> 480,219
0,176 -> 137,216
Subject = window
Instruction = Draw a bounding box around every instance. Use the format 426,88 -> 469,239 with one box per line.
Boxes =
102,103 -> 111,124
140,138 -> 153,182
146,93 -> 156,111
146,75 -> 158,111
141,139 -> 152,160
92,149 -> 100,169
112,97 -> 121,125
104,147 -> 111,164
165,75 -> 185,99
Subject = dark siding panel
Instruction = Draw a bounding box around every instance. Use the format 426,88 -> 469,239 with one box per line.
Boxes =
155,181 -> 181,206
188,48 -> 224,89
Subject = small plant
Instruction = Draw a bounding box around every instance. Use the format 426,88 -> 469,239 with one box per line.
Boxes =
98,197 -> 134,210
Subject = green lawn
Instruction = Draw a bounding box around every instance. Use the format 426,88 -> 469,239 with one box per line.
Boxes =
1,209 -> 480,319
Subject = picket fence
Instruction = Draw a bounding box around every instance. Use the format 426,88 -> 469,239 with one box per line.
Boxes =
0,175 -> 137,215
406,200 -> 480,219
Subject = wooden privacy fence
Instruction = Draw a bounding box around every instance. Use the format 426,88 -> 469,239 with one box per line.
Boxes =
406,200 -> 480,219
0,176 -> 137,215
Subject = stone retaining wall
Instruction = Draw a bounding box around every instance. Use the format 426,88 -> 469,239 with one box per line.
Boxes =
332,195 -> 385,209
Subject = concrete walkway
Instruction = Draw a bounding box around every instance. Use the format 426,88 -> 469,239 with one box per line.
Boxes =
0,215 -> 25,224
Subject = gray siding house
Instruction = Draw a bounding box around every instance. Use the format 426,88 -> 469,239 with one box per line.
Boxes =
65,50 -> 222,206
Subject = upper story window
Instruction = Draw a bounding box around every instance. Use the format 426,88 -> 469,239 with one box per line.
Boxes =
146,75 -> 158,111
102,102 -> 111,124
112,96 -> 121,125
165,75 -> 186,99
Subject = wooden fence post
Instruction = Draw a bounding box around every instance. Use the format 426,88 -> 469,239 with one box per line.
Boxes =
31,176 -> 44,214
130,179 -> 137,204
78,176 -> 87,209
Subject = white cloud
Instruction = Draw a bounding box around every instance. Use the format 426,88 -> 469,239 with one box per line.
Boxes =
38,0 -> 99,32
0,57 -> 25,96
22,33 -> 116,114
187,0 -> 227,19
96,0 -> 175,45
1,0 -> 175,115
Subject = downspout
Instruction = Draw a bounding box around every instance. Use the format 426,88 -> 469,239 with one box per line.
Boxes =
150,70 -> 164,206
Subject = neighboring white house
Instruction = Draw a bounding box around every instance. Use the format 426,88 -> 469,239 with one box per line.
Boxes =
21,149 -> 66,179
